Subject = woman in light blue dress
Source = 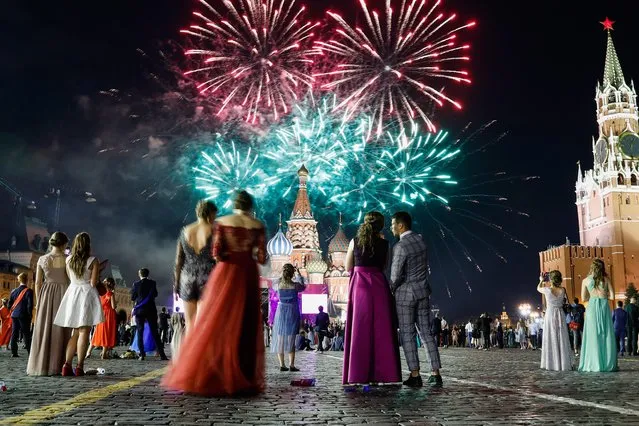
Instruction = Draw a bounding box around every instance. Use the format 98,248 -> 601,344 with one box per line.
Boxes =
578,259 -> 617,372
130,321 -> 157,356
271,264 -> 306,372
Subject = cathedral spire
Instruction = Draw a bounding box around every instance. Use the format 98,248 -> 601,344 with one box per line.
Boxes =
601,19 -> 625,89
290,165 -> 313,219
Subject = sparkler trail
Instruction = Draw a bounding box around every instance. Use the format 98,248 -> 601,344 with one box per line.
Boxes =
181,0 -> 320,124
315,0 -> 475,137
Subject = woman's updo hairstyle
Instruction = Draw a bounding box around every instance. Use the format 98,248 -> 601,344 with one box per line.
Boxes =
549,270 -> 563,286
234,190 -> 254,212
49,232 -> 69,248
282,263 -> 295,282
356,211 -> 385,253
195,200 -> 218,223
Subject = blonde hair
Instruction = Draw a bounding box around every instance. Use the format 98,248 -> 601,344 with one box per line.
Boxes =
69,232 -> 92,278
17,272 -> 28,284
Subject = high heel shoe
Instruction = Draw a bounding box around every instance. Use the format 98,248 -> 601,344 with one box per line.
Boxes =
74,365 -> 85,376
62,363 -> 74,377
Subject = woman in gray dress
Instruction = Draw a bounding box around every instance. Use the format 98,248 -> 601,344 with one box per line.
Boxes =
174,200 -> 218,333
27,232 -> 72,376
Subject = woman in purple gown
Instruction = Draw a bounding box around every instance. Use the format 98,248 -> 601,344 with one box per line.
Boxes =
342,211 -> 401,385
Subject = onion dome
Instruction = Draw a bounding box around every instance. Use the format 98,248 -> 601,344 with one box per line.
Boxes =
306,251 -> 328,274
267,215 -> 293,256
328,214 -> 349,253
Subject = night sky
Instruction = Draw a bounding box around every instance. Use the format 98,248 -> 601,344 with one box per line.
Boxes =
2,0 -> 639,321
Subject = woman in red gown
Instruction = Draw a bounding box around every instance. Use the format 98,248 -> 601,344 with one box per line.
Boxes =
162,190 -> 267,396
0,299 -> 11,349
87,278 -> 117,359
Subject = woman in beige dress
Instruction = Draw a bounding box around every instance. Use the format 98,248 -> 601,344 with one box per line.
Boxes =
27,232 -> 72,376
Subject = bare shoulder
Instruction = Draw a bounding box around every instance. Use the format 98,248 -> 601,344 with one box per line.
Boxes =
215,214 -> 236,226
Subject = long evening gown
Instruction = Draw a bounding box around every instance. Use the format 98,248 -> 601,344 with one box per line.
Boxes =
27,253 -> 72,376
579,277 -> 617,372
540,287 -> 573,371
91,291 -> 117,349
0,306 -> 11,347
130,322 -> 157,355
162,222 -> 267,396
343,237 -> 401,384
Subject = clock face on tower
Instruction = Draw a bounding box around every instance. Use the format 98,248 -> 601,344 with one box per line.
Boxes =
594,137 -> 608,165
619,132 -> 639,158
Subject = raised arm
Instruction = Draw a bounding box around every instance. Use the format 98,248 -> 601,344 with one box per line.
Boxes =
344,240 -> 355,272
536,275 -> 546,294
110,292 -> 117,310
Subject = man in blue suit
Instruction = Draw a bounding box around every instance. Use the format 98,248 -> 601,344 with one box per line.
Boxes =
613,300 -> 628,356
131,268 -> 168,360
8,273 -> 33,357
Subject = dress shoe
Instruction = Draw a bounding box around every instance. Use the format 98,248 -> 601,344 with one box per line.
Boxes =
402,375 -> 423,387
289,366 -> 300,372
11,354 -> 18,358
427,375 -> 443,387
280,366 -> 289,371
138,355 -> 146,361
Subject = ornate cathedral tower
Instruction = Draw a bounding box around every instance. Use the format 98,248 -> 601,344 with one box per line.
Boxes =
266,214 -> 293,278
575,18 -> 639,295
286,165 -> 321,272
324,215 -> 350,319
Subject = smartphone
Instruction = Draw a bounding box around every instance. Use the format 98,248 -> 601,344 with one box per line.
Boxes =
542,272 -> 550,282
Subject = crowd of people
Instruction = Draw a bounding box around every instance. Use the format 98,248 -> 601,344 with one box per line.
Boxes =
1,189 -> 637,397
0,231 -> 170,376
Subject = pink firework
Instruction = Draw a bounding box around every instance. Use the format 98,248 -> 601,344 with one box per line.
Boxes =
315,0 -> 475,136
181,0 -> 319,123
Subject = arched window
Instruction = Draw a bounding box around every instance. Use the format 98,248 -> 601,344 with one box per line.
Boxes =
632,174 -> 638,185
622,93 -> 629,102
626,197 -> 631,205
609,92 -> 617,103
618,173 -> 625,185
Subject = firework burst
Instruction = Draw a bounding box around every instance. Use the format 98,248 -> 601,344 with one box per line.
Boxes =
315,0 -> 475,137
193,139 -> 281,209
263,96 -> 371,199
181,0 -> 320,124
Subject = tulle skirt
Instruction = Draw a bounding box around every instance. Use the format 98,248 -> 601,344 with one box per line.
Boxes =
162,253 -> 264,396
271,301 -> 300,354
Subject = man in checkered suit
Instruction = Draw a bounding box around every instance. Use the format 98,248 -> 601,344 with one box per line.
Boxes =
390,212 -> 442,387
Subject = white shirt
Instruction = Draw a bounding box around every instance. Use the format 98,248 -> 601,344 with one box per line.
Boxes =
465,322 -> 473,332
441,319 -> 448,329
400,230 -> 413,240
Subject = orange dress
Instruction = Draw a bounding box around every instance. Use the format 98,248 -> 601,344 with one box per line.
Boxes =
0,306 -> 10,346
91,291 -> 116,348
162,224 -> 267,396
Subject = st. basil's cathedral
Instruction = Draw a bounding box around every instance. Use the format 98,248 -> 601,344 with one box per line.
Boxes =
262,165 -> 351,319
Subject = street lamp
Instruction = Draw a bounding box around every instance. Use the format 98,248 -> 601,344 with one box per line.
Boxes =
518,303 -> 531,320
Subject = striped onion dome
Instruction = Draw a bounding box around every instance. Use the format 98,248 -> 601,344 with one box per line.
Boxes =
328,220 -> 349,253
267,221 -> 293,256
306,251 -> 328,274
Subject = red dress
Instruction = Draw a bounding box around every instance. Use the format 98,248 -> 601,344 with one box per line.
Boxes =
91,291 -> 116,348
162,223 -> 267,396
0,306 -> 11,346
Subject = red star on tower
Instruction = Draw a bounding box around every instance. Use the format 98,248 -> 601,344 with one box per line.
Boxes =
600,17 -> 615,31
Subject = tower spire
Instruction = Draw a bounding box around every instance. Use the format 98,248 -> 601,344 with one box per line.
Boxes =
601,18 -> 625,89
290,165 -> 313,219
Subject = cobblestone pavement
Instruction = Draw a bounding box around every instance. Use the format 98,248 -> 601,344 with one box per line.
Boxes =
1,346 -> 639,425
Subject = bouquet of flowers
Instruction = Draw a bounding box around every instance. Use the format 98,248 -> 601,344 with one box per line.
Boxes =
569,321 -> 580,331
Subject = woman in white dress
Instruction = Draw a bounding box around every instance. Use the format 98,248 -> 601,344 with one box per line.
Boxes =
537,270 -> 573,371
54,232 -> 104,376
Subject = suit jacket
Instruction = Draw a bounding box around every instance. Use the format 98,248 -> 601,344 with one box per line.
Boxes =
315,312 -> 330,330
131,278 -> 159,315
613,307 -> 628,332
390,232 -> 430,301
8,284 -> 34,319
626,303 -> 639,328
